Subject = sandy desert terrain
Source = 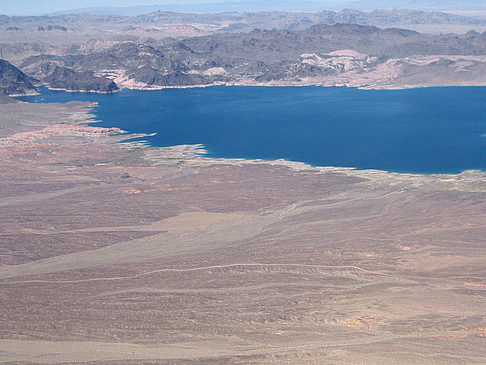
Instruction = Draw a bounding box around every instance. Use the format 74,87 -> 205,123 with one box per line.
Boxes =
0,100 -> 485,364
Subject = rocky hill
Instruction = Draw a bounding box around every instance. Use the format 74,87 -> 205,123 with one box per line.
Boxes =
17,23 -> 486,90
0,59 -> 37,96
43,66 -> 119,93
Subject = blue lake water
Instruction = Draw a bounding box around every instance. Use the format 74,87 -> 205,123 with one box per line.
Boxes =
19,86 -> 486,174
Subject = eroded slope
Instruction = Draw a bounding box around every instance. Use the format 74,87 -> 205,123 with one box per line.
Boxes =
0,101 -> 485,363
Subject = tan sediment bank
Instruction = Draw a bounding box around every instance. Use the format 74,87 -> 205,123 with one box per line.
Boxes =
120,139 -> 486,193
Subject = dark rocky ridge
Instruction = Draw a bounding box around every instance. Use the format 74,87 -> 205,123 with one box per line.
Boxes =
17,23 -> 486,90
0,59 -> 37,96
181,24 -> 486,61
43,66 -> 118,93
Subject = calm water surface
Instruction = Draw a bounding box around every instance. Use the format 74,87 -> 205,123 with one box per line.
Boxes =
19,86 -> 486,174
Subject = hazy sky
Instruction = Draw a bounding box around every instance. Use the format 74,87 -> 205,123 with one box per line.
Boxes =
3,0 -> 155,15
0,0 -> 349,16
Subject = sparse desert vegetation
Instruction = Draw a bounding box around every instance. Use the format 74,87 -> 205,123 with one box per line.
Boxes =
0,101 -> 485,363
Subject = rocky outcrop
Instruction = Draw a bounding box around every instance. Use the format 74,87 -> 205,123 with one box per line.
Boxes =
0,59 -> 37,96
14,24 -> 486,90
44,66 -> 119,93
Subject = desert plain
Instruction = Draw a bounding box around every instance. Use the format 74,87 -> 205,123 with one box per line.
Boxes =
0,99 -> 485,364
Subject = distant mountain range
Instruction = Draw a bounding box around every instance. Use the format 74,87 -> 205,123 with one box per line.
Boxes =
2,9 -> 486,34
46,0 -> 486,16
3,8 -> 486,93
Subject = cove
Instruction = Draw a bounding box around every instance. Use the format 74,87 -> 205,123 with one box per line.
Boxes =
18,86 -> 486,174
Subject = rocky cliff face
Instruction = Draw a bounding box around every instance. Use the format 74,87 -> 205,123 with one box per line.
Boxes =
0,59 -> 37,96
43,66 -> 119,93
